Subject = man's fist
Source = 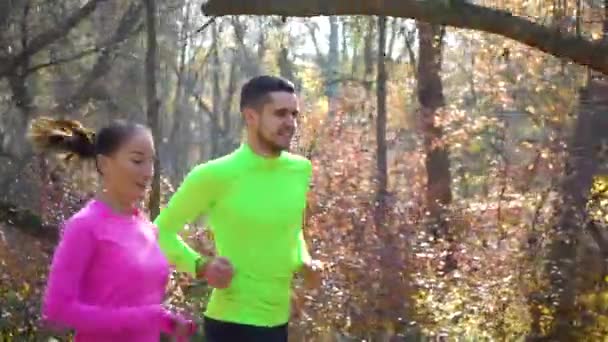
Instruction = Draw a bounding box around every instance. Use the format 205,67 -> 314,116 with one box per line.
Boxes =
302,259 -> 323,290
197,257 -> 234,289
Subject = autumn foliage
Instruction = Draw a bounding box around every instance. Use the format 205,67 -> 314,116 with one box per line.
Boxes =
1,48 -> 608,341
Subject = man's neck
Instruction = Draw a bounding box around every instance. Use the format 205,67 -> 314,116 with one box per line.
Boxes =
245,137 -> 281,158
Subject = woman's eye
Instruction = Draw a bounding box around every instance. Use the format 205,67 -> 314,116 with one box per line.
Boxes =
132,159 -> 143,165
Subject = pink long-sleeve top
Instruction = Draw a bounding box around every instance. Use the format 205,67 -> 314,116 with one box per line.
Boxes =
42,199 -> 186,342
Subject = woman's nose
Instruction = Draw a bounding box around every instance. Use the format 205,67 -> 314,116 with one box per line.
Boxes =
142,162 -> 154,179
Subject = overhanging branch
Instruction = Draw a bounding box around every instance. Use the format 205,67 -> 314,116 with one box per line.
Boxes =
200,0 -> 608,75
0,0 -> 105,78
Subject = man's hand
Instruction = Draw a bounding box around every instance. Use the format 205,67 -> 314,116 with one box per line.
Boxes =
197,256 -> 234,289
301,259 -> 323,290
290,292 -> 304,320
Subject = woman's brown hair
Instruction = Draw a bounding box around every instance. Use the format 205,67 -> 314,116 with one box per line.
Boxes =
27,117 -> 148,166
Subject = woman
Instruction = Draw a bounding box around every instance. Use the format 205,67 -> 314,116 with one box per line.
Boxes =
29,117 -> 196,341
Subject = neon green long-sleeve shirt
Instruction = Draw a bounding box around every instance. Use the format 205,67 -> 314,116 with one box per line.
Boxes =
154,143 -> 312,327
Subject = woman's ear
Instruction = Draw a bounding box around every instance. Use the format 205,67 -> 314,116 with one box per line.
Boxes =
96,154 -> 110,175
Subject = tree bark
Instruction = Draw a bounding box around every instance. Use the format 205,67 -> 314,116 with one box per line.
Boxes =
417,22 -> 452,229
417,22 -> 455,273
210,22 -> 222,158
277,19 -> 297,87
375,15 -> 399,334
231,17 -> 263,78
167,3 -> 191,182
363,17 -> 375,95
55,3 -> 144,114
143,0 -> 161,219
201,0 -> 608,75
0,0 -> 105,78
326,16 -> 339,118
376,16 -> 388,226
221,54 -> 238,155
540,11 -> 608,342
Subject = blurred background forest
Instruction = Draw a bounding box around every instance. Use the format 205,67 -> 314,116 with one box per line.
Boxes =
1,0 -> 608,341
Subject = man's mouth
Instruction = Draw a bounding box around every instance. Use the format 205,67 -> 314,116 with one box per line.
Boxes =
278,130 -> 293,139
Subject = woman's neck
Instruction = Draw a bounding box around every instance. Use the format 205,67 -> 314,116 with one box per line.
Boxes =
96,191 -> 135,215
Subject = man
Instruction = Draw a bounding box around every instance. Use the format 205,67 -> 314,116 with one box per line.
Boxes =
154,75 -> 322,341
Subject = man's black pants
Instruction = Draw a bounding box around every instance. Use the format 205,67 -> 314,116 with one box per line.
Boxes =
203,316 -> 288,342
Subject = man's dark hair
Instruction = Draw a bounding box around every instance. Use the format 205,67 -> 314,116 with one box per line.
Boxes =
239,75 -> 295,111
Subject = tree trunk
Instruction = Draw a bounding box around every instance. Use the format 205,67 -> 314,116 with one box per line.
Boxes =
387,17 -> 399,61
540,11 -> 608,341
376,16 -> 388,230
363,17 -> 375,95
167,6 -> 189,182
417,22 -> 455,271
55,3 -> 144,115
144,0 -> 161,219
0,0 -> 105,78
210,22 -> 222,158
231,17 -> 262,78
375,15 -> 401,335
201,0 -> 608,75
221,53 -> 238,155
277,19 -> 297,87
341,18 -> 349,65
326,16 -> 340,118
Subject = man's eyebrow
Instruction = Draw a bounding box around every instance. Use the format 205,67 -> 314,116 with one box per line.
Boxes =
275,107 -> 299,114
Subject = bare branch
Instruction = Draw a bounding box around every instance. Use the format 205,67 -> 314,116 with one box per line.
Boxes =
25,46 -> 104,75
201,0 -> 608,75
0,0 -> 106,77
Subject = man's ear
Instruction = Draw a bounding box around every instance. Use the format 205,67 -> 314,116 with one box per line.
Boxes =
242,107 -> 257,126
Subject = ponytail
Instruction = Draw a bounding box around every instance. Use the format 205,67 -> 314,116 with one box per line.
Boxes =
27,117 -> 96,161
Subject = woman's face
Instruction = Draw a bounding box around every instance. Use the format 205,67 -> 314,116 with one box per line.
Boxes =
97,129 -> 155,206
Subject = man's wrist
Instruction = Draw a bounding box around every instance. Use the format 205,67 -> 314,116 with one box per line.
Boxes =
195,256 -> 208,278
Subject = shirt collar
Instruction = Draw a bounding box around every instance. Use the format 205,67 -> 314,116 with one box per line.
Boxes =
91,198 -> 141,220
237,143 -> 286,169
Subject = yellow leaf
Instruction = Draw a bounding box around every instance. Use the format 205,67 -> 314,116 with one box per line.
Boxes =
526,106 -> 536,114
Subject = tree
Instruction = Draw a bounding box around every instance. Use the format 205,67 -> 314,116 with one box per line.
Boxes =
200,0 -> 608,75
144,0 -> 161,219
417,22 -> 453,254
541,8 -> 608,340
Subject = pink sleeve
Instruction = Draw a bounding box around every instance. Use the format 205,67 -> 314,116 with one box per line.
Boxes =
41,217 -> 179,335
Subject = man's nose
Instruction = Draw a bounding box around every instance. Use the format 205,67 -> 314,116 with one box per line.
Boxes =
284,117 -> 296,129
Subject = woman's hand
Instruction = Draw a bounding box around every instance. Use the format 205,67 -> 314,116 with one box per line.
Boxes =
170,313 -> 196,341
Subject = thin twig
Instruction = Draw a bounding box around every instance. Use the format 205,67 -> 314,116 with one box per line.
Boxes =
25,47 -> 103,74
193,16 -> 218,35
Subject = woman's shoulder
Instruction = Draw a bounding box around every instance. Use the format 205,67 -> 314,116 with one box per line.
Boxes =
61,200 -> 102,234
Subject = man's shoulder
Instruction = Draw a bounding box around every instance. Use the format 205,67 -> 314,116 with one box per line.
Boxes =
282,151 -> 312,172
203,151 -> 239,168
283,151 -> 310,163
188,151 -> 241,179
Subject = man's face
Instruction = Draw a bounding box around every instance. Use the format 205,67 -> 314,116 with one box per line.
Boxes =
249,91 -> 299,154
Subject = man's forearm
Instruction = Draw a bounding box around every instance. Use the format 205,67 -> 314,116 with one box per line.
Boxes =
297,230 -> 312,268
154,163 -> 217,276
157,230 -> 202,276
